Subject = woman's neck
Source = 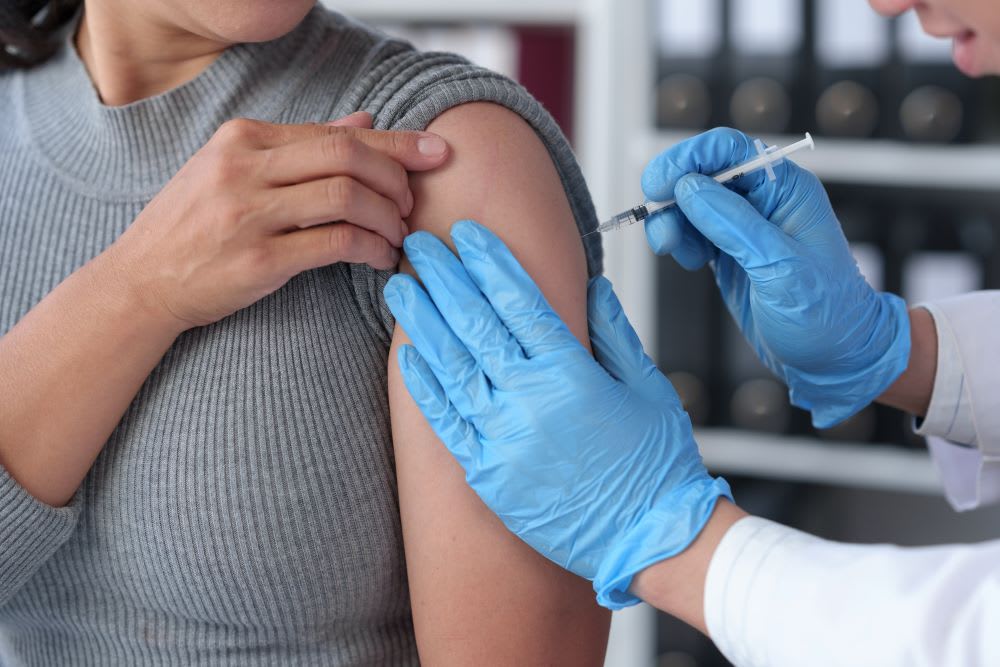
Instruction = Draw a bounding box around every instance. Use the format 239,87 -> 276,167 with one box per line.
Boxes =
75,2 -> 229,106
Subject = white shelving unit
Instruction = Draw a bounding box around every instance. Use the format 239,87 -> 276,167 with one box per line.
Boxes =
633,131 -> 1000,191
697,429 -> 941,495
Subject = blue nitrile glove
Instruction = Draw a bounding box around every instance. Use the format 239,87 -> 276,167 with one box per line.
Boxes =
383,220 -> 731,610
641,128 -> 911,428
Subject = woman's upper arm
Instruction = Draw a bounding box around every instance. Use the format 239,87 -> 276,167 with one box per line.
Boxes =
387,102 -> 610,664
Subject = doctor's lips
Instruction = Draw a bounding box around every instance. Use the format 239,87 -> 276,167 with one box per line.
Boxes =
951,30 -> 983,77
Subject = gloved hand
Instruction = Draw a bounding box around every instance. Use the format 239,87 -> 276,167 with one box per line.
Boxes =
384,221 -> 731,610
642,128 -> 911,427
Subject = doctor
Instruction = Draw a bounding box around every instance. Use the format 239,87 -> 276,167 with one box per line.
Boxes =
383,0 -> 1000,665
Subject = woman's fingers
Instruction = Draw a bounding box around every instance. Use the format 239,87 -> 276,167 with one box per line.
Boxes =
261,132 -> 414,217
277,222 -> 401,272
119,115 -> 445,330
260,176 -> 408,247
208,118 -> 448,222
235,119 -> 449,172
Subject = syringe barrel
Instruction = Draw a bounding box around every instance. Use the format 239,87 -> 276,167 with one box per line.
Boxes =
597,133 -> 815,235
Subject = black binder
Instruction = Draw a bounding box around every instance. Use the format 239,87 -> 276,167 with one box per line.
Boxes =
892,11 -> 976,143
654,0 -> 726,130
725,0 -> 806,135
813,0 -> 891,139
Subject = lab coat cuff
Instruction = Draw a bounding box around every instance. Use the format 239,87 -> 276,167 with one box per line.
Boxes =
926,435 -> 1000,511
913,303 -> 976,446
921,292 -> 1000,457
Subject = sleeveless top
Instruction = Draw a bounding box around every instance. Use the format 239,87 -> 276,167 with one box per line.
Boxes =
0,7 -> 602,664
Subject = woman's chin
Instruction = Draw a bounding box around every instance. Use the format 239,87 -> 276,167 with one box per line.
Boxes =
203,1 -> 317,44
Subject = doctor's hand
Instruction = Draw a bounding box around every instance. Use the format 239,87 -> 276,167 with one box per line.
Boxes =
383,221 -> 731,610
642,128 -> 911,427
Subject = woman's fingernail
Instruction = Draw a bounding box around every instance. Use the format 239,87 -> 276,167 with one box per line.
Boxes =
406,189 -> 414,215
418,135 -> 447,157
401,220 -> 410,239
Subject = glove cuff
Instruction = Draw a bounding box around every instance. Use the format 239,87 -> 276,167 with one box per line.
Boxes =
788,292 -> 912,429
592,475 -> 733,610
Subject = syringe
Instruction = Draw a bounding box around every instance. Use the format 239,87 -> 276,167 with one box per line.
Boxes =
588,132 -> 815,236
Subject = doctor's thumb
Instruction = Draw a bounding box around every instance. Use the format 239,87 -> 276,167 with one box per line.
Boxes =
587,277 -> 653,388
643,210 -> 685,256
397,345 -> 481,470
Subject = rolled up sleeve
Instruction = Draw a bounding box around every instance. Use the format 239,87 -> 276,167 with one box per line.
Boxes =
0,463 -> 81,606
913,292 -> 1000,510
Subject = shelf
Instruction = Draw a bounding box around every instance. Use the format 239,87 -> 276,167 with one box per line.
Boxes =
323,0 -> 583,24
696,428 -> 942,495
636,131 -> 1000,191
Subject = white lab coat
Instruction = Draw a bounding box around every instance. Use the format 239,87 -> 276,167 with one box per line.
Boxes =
704,291 -> 1000,667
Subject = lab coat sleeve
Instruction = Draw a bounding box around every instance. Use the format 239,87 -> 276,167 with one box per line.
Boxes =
705,516 -> 1000,667
912,293 -> 1000,511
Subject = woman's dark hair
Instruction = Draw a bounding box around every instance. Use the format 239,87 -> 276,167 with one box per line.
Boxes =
0,0 -> 81,69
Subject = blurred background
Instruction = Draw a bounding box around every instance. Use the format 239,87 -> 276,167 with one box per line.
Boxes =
328,1 -> 1000,665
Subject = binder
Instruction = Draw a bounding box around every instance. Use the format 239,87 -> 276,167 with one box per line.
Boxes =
722,313 -> 792,434
894,11 -> 975,143
900,216 -> 982,306
516,27 -> 577,141
841,206 -> 887,292
655,0 -> 725,130
813,0 -> 891,138
726,0 -> 805,134
961,217 -> 999,289
654,258 -> 719,427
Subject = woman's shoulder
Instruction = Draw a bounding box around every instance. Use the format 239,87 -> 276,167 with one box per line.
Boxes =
290,8 -> 500,125
297,9 -> 558,144
303,8 -> 602,333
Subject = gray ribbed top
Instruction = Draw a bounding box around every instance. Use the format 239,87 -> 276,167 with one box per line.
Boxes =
0,7 -> 602,665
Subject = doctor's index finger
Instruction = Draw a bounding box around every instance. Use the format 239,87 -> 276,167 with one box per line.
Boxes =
450,220 -> 581,359
396,344 -> 483,471
403,230 -> 527,385
243,120 -> 451,172
383,273 -> 493,421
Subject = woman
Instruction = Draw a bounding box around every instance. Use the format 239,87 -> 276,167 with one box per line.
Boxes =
0,0 -> 609,664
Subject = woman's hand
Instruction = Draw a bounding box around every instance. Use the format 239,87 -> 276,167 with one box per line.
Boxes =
109,115 -> 450,331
